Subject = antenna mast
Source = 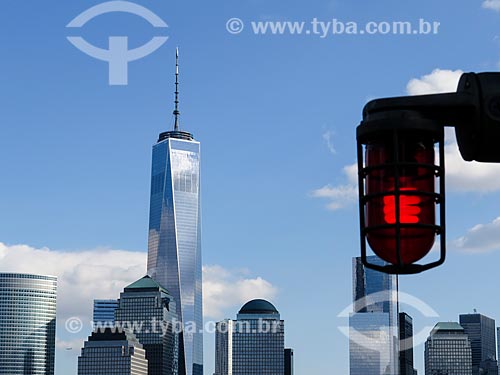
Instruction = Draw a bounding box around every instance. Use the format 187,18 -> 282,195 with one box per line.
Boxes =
173,47 -> 180,131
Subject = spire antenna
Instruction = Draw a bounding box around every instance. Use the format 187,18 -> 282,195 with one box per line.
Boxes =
173,47 -> 180,131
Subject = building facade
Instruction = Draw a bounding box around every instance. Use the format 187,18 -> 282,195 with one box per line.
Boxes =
115,276 -> 179,375
285,348 -> 294,375
399,312 -> 417,375
147,128 -> 203,375
215,299 -> 285,375
350,256 -> 399,375
459,313 -> 498,375
498,328 -> 500,372
424,322 -> 472,375
78,328 -> 148,375
0,273 -> 57,375
93,299 -> 119,327
350,312 -> 394,375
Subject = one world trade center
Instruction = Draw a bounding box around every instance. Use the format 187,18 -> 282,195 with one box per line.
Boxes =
147,49 -> 203,375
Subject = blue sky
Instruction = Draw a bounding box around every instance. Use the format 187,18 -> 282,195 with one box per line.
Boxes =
3,0 -> 500,374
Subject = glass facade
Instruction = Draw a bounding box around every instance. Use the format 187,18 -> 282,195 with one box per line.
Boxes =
78,328 -> 148,375
114,276 -> 179,375
425,322 -> 472,375
350,257 -> 399,375
147,132 -> 203,375
459,313 -> 498,375
93,299 -> 119,326
215,300 -> 285,375
0,273 -> 57,375
350,312 -> 393,375
399,313 -> 417,375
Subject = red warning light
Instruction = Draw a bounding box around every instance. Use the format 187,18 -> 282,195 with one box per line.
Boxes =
383,187 -> 421,225
363,137 -> 438,266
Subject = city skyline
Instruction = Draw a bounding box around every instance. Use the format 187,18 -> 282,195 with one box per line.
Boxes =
5,1 -> 500,374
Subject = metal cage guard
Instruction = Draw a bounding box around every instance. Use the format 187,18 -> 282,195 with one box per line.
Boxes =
357,129 -> 446,274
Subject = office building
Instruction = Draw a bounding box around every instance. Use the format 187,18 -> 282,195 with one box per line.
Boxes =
350,256 -> 399,375
460,313 -> 498,375
0,273 -> 57,375
93,299 -> 118,327
497,328 -> 500,372
399,312 -> 417,375
424,322 -> 472,375
147,49 -> 203,375
115,275 -> 178,375
78,328 -> 148,375
285,348 -> 294,375
215,299 -> 285,375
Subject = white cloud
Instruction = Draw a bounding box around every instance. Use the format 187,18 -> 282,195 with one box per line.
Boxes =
444,140 -> 500,192
322,130 -> 336,155
203,265 -> 278,319
0,243 -> 277,322
0,243 -> 146,321
406,69 -> 463,96
451,217 -> 500,253
310,163 -> 357,210
482,0 -> 500,11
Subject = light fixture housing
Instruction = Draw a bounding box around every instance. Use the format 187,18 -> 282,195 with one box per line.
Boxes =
356,72 -> 500,274
357,110 -> 445,274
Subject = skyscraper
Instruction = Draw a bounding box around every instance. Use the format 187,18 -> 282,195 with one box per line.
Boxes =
424,322 -> 472,375
78,328 -> 148,375
93,299 -> 118,327
285,348 -> 294,375
0,273 -> 57,375
350,256 -> 399,375
215,299 -> 286,375
399,312 -> 417,375
115,275 -> 179,375
147,49 -> 203,375
498,328 -> 500,370
459,313 -> 498,375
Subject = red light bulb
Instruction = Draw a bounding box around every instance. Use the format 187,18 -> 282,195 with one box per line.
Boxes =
365,139 -> 436,265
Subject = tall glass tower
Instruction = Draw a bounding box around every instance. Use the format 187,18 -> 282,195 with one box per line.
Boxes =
0,273 -> 57,375
147,49 -> 203,375
350,256 -> 399,375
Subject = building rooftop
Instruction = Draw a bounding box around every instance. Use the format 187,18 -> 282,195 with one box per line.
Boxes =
124,275 -> 170,295
158,130 -> 193,142
238,299 -> 279,315
88,328 -> 141,346
431,322 -> 465,335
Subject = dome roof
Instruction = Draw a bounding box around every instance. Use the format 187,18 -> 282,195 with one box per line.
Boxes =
238,299 -> 279,315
